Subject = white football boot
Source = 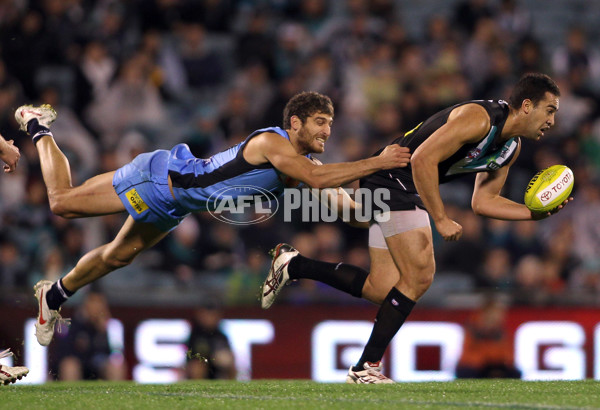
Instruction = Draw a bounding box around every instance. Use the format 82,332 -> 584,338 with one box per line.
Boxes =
14,104 -> 57,131
33,280 -> 68,346
14,104 -> 57,142
261,243 -> 299,309
346,361 -> 394,384
0,349 -> 29,385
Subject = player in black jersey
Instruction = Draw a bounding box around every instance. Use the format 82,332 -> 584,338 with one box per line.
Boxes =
262,73 -> 573,383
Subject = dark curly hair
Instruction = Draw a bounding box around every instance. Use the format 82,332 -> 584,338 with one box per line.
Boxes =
283,91 -> 334,129
508,73 -> 560,109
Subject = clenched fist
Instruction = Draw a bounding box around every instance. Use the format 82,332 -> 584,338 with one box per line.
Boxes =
377,144 -> 411,170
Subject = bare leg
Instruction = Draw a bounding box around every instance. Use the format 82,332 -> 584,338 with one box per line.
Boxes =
361,226 -> 435,303
350,227 -> 435,375
103,360 -> 127,381
61,216 -> 170,292
35,135 -> 125,217
58,356 -> 83,381
385,226 -> 436,300
36,135 -> 74,193
362,247 -> 401,305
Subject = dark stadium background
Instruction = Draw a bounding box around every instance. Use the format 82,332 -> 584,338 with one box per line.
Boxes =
1,0 -> 600,382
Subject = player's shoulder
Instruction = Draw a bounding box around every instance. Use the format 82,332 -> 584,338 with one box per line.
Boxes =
448,102 -> 491,129
251,129 -> 289,143
451,101 -> 490,117
248,131 -> 292,154
244,129 -> 295,164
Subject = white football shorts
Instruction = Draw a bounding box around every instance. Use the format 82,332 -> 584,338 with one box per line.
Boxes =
368,208 -> 431,249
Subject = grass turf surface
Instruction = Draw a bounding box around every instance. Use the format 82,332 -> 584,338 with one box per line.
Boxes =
1,380 -> 599,409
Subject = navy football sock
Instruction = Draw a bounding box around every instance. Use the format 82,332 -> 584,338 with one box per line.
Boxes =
27,119 -> 53,144
45,278 -> 74,310
288,254 -> 368,298
353,288 -> 415,370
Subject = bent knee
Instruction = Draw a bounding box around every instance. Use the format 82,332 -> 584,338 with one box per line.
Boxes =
48,190 -> 78,218
363,276 -> 392,305
415,270 -> 435,290
395,264 -> 435,300
407,268 -> 435,299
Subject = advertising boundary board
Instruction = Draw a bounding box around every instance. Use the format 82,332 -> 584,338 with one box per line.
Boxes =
1,304 -> 599,382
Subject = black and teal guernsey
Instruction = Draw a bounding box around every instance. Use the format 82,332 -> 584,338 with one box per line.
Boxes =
361,100 -> 519,211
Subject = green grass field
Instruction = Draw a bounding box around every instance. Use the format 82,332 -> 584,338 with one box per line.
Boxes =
2,380 -> 599,409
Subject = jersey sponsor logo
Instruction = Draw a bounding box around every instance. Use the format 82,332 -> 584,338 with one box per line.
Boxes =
499,145 -> 510,159
467,148 -> 482,159
126,188 -> 149,214
447,136 -> 517,177
487,161 -> 501,170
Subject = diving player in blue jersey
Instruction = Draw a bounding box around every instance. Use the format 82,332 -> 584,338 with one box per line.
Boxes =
262,74 -> 574,383
16,91 -> 411,346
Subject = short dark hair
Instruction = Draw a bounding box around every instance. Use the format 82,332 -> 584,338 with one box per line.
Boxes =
508,73 -> 561,109
283,91 -> 333,129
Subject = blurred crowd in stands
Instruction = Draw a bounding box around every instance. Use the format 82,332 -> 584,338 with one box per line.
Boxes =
1,0 -> 600,307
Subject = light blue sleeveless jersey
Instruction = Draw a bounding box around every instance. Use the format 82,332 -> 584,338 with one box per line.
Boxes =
168,127 -> 307,213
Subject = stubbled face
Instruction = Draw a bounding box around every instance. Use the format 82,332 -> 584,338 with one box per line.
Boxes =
295,112 -> 333,154
525,92 -> 559,140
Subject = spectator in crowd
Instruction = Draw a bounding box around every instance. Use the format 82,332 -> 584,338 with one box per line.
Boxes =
226,248 -> 271,305
235,10 -> 276,79
455,296 -> 521,379
175,22 -> 226,92
494,0 -> 532,45
513,254 -> 548,305
186,301 -> 236,380
437,209 -> 486,278
0,237 -> 28,289
86,52 -> 168,147
54,291 -> 126,381
478,247 -> 513,290
515,36 -> 548,76
452,0 -> 495,37
506,220 -> 544,261
74,40 -> 117,118
552,27 -> 600,83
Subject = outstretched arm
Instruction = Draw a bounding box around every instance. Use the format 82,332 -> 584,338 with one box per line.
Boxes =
472,144 -> 571,220
246,132 -> 410,189
0,135 -> 20,173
